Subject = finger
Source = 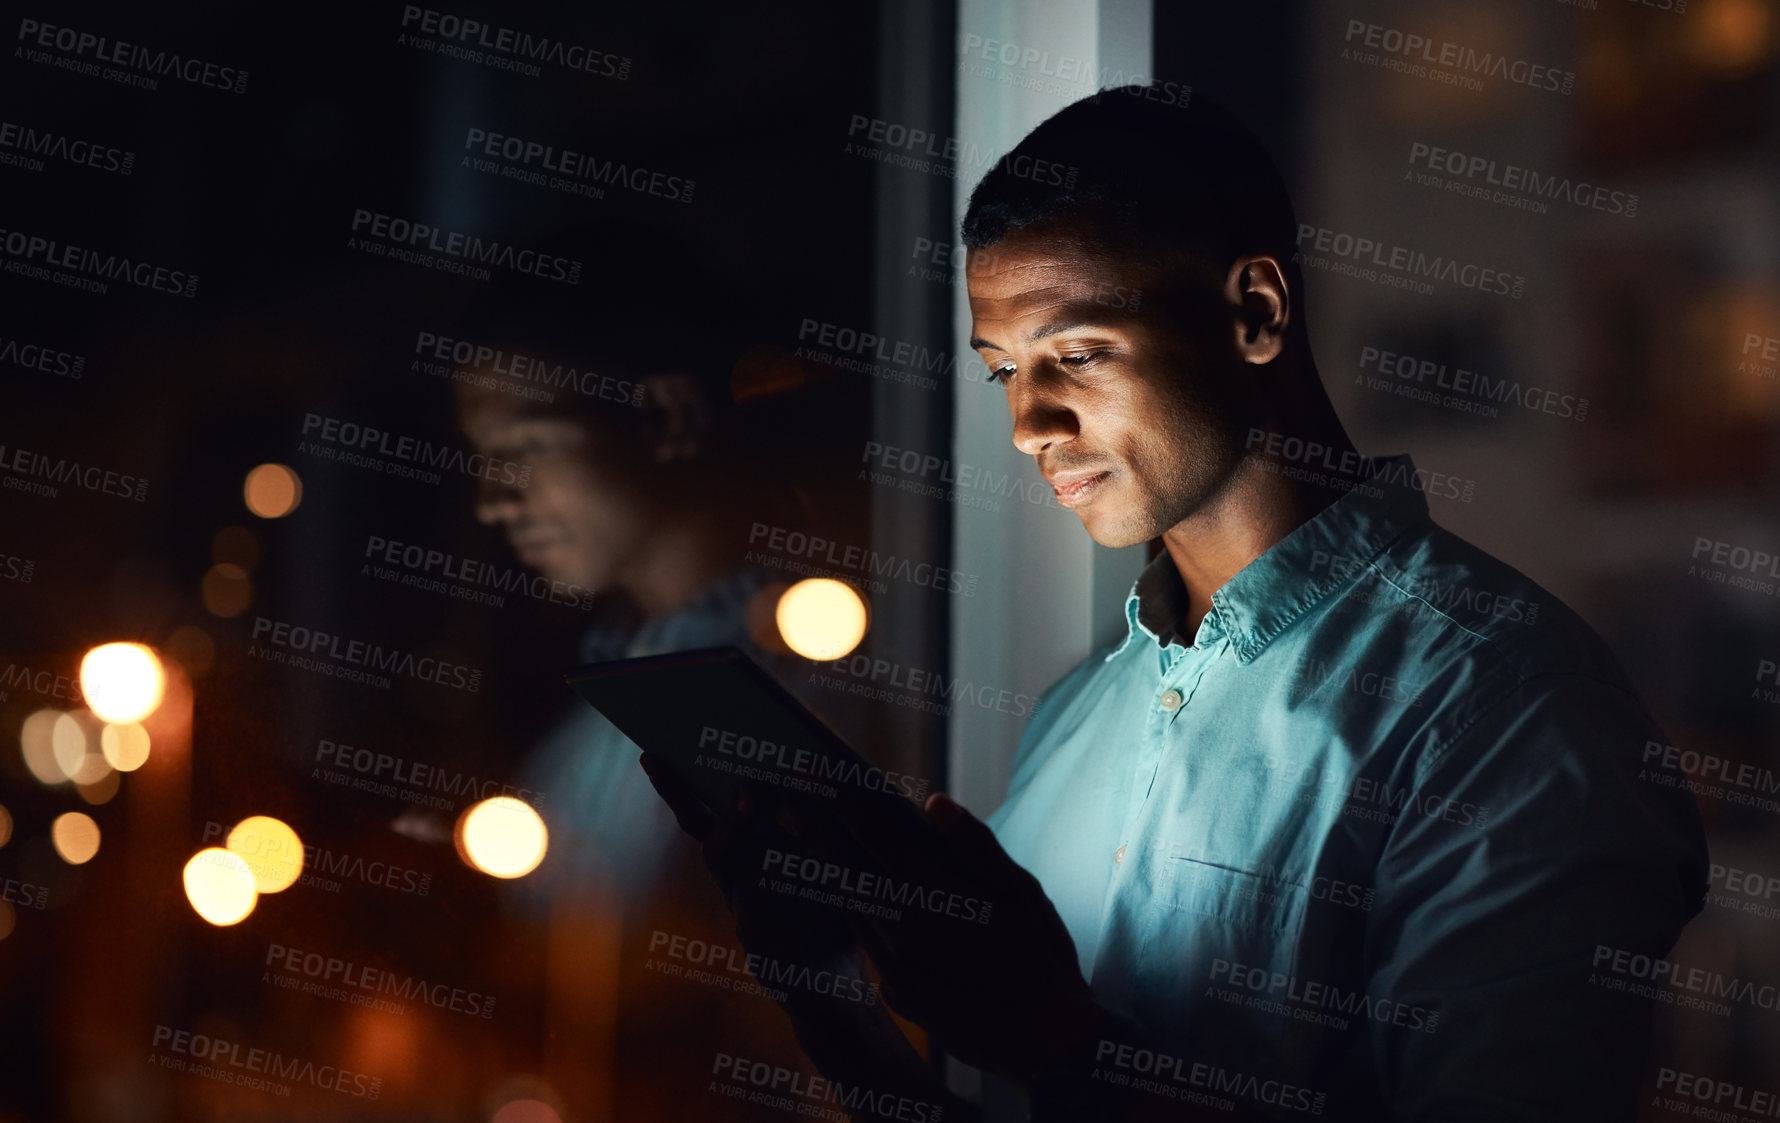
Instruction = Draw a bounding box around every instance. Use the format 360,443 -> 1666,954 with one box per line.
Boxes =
706,783 -> 790,888
923,792 -> 1016,887
846,889 -> 946,983
705,784 -> 766,856
846,904 -> 894,958
830,788 -> 934,876
639,753 -> 717,843
847,913 -> 943,1029
846,910 -> 904,994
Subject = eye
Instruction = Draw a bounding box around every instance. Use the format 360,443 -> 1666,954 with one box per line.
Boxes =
1058,352 -> 1104,367
502,433 -> 559,459
987,363 -> 1016,386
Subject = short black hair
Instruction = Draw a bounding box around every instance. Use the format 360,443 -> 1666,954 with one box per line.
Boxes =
961,86 -> 1298,284
448,243 -> 737,439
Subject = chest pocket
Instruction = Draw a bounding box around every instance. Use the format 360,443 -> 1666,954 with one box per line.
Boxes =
1148,854 -> 1310,937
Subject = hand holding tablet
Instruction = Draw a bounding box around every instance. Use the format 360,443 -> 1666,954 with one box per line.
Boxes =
567,646 -> 1101,1090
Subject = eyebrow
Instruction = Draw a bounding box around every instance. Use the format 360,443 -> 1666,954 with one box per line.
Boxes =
969,316 -> 1117,353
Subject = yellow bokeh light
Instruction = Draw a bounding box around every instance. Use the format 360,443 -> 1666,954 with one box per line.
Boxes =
101,722 -> 152,772
201,563 -> 253,618
0,804 -> 11,847
80,643 -> 166,724
51,811 -> 101,864
456,797 -> 548,879
243,463 -> 302,519
183,848 -> 258,925
226,816 -> 304,893
20,709 -> 67,785
51,711 -> 110,784
774,578 -> 870,660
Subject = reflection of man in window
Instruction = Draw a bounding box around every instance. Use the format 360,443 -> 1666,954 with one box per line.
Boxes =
455,313 -> 810,1120
654,87 -> 1709,1121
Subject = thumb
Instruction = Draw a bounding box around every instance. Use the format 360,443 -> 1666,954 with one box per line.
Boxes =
924,792 -> 1009,884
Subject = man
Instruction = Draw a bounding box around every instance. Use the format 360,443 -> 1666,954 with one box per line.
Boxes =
458,329 -> 778,900
647,86 -> 1709,1120
455,301 -> 825,1120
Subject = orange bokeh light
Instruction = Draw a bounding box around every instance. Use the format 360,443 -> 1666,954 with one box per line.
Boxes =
243,463 -> 302,518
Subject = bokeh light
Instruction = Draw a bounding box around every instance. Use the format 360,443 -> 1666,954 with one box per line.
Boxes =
166,625 -> 216,678
493,1101 -> 563,1123
0,804 -> 11,847
100,722 -> 151,772
226,816 -> 304,893
76,770 -> 121,806
51,812 -> 101,864
1689,0 -> 1772,74
183,848 -> 258,925
201,563 -> 253,617
456,797 -> 548,879
80,643 -> 166,724
774,578 -> 870,659
51,711 -> 110,784
243,463 -> 302,518
20,709 -> 67,785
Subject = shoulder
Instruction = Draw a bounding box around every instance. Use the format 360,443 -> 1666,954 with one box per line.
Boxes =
1353,528 -> 1704,900
1376,522 -> 1623,678
1348,519 -> 1651,750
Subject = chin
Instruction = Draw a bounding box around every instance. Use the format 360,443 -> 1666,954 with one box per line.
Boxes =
533,556 -> 601,592
1076,508 -> 1153,551
561,567 -> 611,594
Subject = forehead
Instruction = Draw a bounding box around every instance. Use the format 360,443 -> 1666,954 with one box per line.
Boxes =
965,225 -> 1145,324
457,386 -> 575,439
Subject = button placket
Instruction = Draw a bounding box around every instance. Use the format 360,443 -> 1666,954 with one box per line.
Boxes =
1111,668 -> 1179,876
1111,635 -> 1222,880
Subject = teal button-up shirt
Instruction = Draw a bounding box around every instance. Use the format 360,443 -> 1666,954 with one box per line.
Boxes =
989,457 -> 1707,1121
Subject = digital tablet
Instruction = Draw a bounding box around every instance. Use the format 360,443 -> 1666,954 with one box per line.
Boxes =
563,645 -> 932,823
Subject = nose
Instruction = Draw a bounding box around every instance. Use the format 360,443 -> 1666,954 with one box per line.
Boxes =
1009,371 -> 1078,457
474,472 -> 525,526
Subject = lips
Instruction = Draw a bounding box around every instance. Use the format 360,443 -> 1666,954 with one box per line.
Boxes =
510,535 -> 564,564
1047,470 -> 1111,508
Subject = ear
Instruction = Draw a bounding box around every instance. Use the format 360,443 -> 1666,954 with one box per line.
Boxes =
1223,254 -> 1290,366
642,372 -> 712,463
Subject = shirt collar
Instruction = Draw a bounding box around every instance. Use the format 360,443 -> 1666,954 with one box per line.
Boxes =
1108,454 -> 1432,666
576,566 -> 776,663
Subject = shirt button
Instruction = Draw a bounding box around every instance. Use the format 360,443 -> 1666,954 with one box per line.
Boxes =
1159,688 -> 1183,711
1114,844 -> 1127,865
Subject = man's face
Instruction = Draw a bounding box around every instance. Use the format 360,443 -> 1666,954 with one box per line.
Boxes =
966,220 -> 1247,548
457,390 -> 655,591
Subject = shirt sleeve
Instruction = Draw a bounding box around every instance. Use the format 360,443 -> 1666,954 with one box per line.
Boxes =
1365,672 -> 1709,1120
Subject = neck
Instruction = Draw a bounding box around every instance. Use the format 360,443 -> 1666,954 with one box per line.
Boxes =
1160,367 -> 1354,636
616,506 -> 747,618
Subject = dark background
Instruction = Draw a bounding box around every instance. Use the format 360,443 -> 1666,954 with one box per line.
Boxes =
3,0 -> 1779,1120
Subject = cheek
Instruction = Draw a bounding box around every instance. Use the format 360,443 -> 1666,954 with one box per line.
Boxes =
557,459 -> 650,530
517,464 -> 582,511
1090,377 -> 1184,464
511,453 -> 602,515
